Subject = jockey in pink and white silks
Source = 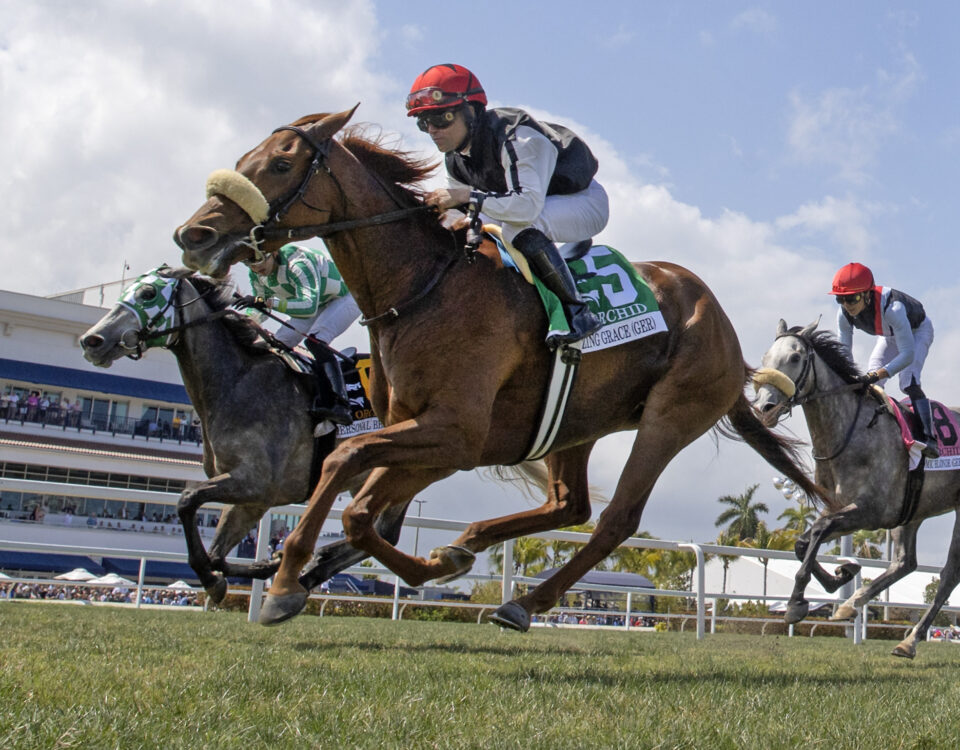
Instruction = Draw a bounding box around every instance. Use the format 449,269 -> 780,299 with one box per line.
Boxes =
830,262 -> 938,459
406,63 -> 609,348
235,242 -> 360,425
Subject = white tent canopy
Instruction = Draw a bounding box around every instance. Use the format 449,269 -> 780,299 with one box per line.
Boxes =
167,580 -> 194,590
87,573 -> 136,586
54,568 -> 98,582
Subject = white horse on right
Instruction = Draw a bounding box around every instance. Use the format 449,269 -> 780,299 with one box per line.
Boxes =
754,319 -> 960,659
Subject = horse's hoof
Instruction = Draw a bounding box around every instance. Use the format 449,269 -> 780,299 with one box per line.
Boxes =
258,591 -> 308,626
784,600 -> 809,625
430,545 -> 476,584
892,641 -> 916,659
830,604 -> 857,621
836,561 -> 861,580
489,600 -> 530,632
204,575 -> 229,606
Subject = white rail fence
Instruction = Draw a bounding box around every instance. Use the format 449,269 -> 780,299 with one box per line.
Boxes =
2,505 -> 957,642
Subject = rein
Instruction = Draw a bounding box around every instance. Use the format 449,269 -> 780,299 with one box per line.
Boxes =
208,125 -> 457,325
130,278 -> 234,358
756,332 -> 874,461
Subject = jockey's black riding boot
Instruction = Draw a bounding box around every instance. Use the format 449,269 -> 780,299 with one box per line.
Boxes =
304,338 -> 354,426
511,227 -> 603,348
913,397 -> 940,459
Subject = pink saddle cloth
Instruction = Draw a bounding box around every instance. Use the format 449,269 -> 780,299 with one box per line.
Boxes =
889,397 -> 959,469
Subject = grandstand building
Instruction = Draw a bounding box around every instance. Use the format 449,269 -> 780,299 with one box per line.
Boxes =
1,277 -> 239,580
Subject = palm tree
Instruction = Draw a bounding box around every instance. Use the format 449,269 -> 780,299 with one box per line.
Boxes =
487,536 -> 549,576
715,484 -> 769,541
777,500 -> 816,533
852,529 -> 884,559
546,522 -> 596,567
714,530 -> 741,595
741,522 -> 798,601
608,530 -> 659,578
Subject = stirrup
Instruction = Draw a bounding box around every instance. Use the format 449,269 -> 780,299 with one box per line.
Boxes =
918,440 -> 940,460
310,397 -> 353,426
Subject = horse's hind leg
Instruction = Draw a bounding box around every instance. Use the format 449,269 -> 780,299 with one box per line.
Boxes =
831,523 -> 918,621
299,500 -> 411,590
209,504 -> 280,587
493,397 -> 717,632
894,512 -> 960,659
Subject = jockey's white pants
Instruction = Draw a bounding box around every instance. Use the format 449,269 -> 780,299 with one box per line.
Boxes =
869,317 -> 935,391
275,294 -> 361,348
495,179 -> 609,245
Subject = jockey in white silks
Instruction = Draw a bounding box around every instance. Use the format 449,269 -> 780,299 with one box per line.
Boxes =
830,261 -> 938,459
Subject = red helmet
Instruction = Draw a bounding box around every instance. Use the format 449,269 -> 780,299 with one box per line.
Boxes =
406,64 -> 487,116
830,262 -> 875,295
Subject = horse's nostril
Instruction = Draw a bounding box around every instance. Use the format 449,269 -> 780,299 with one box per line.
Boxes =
759,402 -> 775,413
81,334 -> 103,350
176,224 -> 219,252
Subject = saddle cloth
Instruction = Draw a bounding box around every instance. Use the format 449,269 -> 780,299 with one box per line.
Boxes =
888,396 -> 960,471
275,348 -> 384,438
485,227 -> 667,352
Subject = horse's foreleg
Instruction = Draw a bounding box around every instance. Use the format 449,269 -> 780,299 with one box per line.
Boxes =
831,523 -> 918,621
176,475 -> 262,602
795,531 -> 860,594
894,512 -> 960,659
299,500 -> 412,590
209,504 -> 281,586
340,466 -> 458,587
786,505 -> 863,624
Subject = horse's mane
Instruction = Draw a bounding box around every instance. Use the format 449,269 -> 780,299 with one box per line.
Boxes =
161,267 -> 273,356
340,126 -> 439,200
789,326 -> 863,384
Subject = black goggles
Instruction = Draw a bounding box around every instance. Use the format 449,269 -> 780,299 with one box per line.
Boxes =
416,109 -> 459,132
836,293 -> 865,305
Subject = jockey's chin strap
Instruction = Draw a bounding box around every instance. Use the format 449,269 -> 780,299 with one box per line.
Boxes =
205,126 -> 433,264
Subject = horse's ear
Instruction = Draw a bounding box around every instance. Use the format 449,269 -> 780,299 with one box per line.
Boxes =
777,319 -> 788,336
799,319 -> 819,338
307,104 -> 360,142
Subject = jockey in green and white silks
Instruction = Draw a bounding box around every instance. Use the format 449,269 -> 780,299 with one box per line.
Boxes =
242,243 -> 359,348
239,243 -> 360,425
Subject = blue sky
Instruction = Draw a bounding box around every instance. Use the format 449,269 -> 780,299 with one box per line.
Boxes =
2,1 -> 959,566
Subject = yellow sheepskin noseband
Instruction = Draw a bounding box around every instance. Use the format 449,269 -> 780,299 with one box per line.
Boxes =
753,368 -> 797,399
205,169 -> 270,225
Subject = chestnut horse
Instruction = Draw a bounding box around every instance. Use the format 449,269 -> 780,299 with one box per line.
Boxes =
174,107 -> 831,629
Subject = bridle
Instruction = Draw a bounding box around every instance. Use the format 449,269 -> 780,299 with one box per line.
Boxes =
123,276 -> 231,360
754,332 -> 875,461
209,125 -> 434,264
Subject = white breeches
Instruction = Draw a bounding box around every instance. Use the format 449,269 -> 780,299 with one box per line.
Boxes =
275,294 -> 361,347
869,317 -> 935,391
496,180 -> 610,245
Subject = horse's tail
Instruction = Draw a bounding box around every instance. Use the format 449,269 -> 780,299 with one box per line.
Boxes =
719,387 -> 840,513
483,460 -> 608,507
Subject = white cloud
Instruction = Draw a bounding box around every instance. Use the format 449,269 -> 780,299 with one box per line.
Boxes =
786,52 -> 921,184
731,8 -> 778,35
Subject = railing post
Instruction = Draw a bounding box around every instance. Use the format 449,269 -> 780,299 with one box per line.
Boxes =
680,543 -> 705,640
136,557 -> 147,608
247,512 -> 273,623
501,539 -> 514,604
624,592 -> 632,630
391,576 -> 401,620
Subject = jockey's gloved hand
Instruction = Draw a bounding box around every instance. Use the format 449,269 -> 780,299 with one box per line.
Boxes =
857,371 -> 881,384
232,295 -> 269,312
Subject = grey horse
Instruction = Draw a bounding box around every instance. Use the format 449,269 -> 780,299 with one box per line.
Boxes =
79,266 -> 412,603
754,319 -> 960,658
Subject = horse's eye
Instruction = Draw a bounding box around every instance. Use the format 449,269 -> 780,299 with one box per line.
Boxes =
272,159 -> 293,174
788,353 -> 801,364
134,284 -> 158,304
